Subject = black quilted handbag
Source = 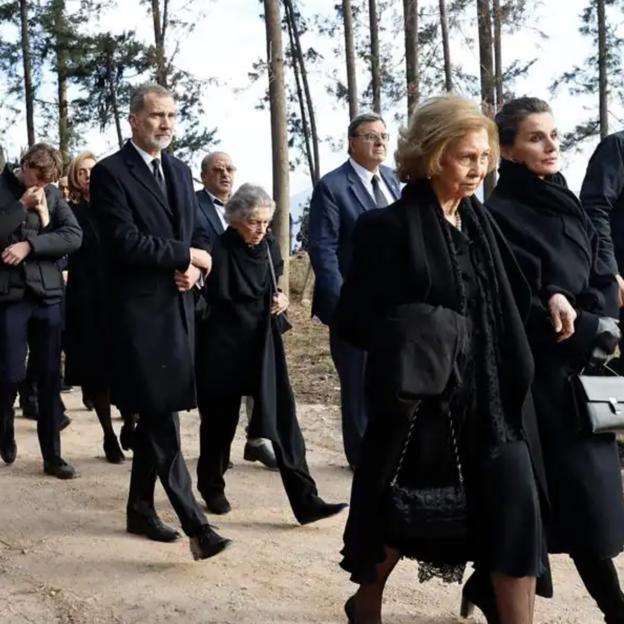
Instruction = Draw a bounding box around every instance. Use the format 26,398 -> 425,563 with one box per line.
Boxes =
382,401 -> 468,542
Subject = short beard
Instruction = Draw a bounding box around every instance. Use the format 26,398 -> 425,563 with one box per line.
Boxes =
147,135 -> 173,151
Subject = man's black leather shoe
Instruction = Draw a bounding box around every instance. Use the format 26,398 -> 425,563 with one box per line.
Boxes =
59,413 -> 72,431
21,400 -> 38,420
127,512 -> 180,542
189,524 -> 232,560
243,441 -> 278,469
0,432 -> 16,464
203,491 -> 232,515
119,422 -> 136,451
297,501 -> 348,525
43,458 -> 77,479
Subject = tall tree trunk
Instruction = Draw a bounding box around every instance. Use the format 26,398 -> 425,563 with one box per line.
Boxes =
284,0 -> 320,185
403,0 -> 419,116
597,0 -> 608,138
342,0 -> 358,119
492,0 -> 503,109
151,0 -> 168,87
439,0 -> 452,92
264,0 -> 290,293
52,0 -> 70,164
19,0 -> 35,147
104,42 -> 124,149
368,0 -> 381,113
477,0 -> 496,196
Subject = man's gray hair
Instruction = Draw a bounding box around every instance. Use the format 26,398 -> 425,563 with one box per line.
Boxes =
348,112 -> 386,137
129,83 -> 173,114
225,183 -> 275,223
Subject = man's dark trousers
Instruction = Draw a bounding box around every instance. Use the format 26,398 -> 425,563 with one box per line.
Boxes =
0,296 -> 63,460
329,327 -> 367,467
127,412 -> 205,537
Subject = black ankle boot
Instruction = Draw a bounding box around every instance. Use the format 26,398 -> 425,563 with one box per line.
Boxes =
573,557 -> 624,623
461,569 -> 500,623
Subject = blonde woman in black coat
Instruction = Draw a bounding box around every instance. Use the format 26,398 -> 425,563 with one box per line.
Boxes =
335,95 -> 549,624
488,97 -> 624,624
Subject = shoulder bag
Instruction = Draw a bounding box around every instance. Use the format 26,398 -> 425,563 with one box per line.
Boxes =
382,400 -> 468,542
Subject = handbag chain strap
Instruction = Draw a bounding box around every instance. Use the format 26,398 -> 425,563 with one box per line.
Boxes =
390,400 -> 464,487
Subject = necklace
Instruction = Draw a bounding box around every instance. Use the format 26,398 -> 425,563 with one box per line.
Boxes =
455,211 -> 462,231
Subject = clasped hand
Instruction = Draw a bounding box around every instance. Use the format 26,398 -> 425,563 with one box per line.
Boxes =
174,248 -> 212,292
1,241 -> 31,266
271,291 -> 289,315
548,293 -> 576,342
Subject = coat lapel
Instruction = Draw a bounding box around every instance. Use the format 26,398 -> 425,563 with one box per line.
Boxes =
122,142 -> 173,217
198,191 -> 225,236
345,162 -> 377,213
380,167 -> 400,200
161,152 -> 183,237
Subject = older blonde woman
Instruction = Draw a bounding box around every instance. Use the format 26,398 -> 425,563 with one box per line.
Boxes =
334,96 -> 549,624
194,183 -> 347,524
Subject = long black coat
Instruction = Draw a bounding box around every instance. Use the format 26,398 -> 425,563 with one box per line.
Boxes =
334,181 -> 547,583
64,199 -> 110,386
488,161 -> 624,557
90,141 -> 211,415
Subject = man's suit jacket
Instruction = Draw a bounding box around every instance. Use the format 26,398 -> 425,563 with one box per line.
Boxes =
90,141 -> 211,414
308,160 -> 400,325
195,189 -> 225,243
580,131 -> 624,275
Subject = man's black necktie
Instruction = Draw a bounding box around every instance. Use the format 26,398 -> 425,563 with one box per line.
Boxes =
213,198 -> 224,207
371,174 -> 388,208
151,158 -> 167,196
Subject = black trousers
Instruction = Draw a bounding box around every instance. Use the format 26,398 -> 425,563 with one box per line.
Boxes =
0,298 -> 63,461
329,326 -> 368,467
127,412 -> 206,537
197,394 -> 323,521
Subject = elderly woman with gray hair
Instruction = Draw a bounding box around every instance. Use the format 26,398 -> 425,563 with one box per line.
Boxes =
194,183 -> 347,524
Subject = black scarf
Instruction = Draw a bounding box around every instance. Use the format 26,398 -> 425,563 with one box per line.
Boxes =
405,181 -> 524,449
206,227 -> 271,302
496,158 -> 585,220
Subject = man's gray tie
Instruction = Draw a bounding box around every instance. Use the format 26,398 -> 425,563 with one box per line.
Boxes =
371,174 -> 389,208
151,158 -> 167,196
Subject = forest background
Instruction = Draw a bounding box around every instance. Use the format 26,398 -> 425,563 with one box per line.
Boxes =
0,0 -> 621,283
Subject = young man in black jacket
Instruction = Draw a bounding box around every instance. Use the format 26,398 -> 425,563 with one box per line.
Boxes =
0,143 -> 82,478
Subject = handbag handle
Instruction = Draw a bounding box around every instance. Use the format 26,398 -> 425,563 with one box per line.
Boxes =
266,243 -> 279,295
390,400 -> 464,487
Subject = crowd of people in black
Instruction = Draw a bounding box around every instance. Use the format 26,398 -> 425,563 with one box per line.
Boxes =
2,82 -> 624,623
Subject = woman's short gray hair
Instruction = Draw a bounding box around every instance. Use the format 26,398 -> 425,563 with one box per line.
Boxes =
225,183 -> 276,223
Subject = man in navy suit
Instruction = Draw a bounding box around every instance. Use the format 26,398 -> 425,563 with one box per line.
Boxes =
195,152 -> 278,476
308,112 -> 400,468
90,83 -> 230,559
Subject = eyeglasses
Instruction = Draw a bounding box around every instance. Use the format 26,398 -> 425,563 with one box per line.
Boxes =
354,133 -> 390,143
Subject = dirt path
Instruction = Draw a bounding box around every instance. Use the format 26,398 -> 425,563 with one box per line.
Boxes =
0,391 -> 619,623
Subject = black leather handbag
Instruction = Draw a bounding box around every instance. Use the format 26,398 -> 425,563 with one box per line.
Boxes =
382,400 -> 468,542
267,245 -> 293,335
572,366 -> 624,434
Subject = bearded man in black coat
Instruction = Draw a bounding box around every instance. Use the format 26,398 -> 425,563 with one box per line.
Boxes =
90,83 -> 230,560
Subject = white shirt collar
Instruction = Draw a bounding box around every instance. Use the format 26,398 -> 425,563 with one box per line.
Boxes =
130,140 -> 164,176
349,157 -> 379,184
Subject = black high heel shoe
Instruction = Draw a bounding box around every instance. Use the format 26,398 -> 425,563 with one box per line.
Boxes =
460,570 -> 500,623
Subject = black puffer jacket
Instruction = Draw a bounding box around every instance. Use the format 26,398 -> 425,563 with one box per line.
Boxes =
0,164 -> 82,303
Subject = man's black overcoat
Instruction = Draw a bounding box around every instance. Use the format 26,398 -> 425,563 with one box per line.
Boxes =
90,141 -> 211,414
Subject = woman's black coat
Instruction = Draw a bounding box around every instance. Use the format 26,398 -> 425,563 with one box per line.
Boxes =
64,198 -> 111,386
334,181 -> 547,583
487,160 -> 624,557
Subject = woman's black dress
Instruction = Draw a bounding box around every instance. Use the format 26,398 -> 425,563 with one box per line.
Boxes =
64,198 -> 111,387
488,160 -> 624,559
335,180 -> 549,586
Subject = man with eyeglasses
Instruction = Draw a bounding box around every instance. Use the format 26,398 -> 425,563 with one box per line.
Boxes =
308,112 -> 400,469
195,153 -> 278,494
0,143 -> 82,478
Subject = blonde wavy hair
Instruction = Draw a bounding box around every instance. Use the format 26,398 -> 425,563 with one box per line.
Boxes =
395,95 -> 499,183
67,151 -> 97,202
